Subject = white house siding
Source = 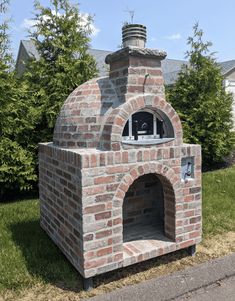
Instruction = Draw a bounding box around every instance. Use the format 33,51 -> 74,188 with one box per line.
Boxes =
224,76 -> 235,130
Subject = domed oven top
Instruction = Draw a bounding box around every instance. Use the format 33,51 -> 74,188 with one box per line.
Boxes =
53,76 -> 182,151
53,24 -> 183,151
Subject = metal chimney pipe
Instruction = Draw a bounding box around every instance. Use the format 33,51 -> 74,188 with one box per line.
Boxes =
122,24 -> 147,48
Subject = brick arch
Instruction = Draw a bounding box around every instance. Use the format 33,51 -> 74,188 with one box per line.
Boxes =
99,94 -> 183,150
114,162 -> 183,241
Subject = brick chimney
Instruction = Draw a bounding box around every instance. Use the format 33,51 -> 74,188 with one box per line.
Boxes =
105,24 -> 167,101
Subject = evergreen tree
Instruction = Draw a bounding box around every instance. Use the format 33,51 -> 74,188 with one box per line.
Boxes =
0,0 -> 98,197
23,0 -> 98,142
168,23 -> 234,167
0,0 -> 36,199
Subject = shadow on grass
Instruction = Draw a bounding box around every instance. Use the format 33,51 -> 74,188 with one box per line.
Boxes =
0,190 -> 39,204
10,219 -> 191,292
10,219 -> 83,292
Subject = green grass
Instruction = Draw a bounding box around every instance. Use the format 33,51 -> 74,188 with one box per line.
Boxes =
202,165 -> 235,237
0,197 -> 81,292
0,166 -> 234,293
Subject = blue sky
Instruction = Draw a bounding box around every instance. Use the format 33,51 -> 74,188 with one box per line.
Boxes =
8,0 -> 235,62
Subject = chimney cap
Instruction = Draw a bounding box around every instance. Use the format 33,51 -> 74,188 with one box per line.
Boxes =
105,47 -> 167,64
122,23 -> 147,48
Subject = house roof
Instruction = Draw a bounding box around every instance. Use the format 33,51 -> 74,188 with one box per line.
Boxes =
219,60 -> 235,75
16,39 -> 235,85
87,48 -> 111,77
21,40 -> 40,60
161,58 -> 188,74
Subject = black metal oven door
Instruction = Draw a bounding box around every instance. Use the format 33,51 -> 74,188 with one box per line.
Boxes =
132,111 -> 153,136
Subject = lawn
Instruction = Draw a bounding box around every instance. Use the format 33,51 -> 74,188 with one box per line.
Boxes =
0,196 -> 80,292
202,165 -> 235,236
0,166 -> 234,300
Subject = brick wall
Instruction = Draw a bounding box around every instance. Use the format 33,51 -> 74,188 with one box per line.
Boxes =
123,174 -> 164,228
39,144 -> 84,275
39,143 -> 201,278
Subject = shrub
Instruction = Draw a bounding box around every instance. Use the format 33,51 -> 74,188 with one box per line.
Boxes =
167,23 -> 234,167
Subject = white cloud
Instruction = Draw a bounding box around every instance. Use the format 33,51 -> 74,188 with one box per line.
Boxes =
80,12 -> 100,37
20,12 -> 100,37
21,18 -> 37,29
90,23 -> 100,37
165,33 -> 182,40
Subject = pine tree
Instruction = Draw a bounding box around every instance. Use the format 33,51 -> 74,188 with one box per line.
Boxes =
168,23 -> 234,167
1,0 -> 98,198
0,0 -> 36,199
22,0 -> 98,142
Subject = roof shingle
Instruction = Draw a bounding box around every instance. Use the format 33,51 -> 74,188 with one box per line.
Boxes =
17,40 -> 235,85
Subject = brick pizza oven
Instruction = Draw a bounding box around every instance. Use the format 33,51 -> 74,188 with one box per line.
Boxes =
39,24 -> 202,290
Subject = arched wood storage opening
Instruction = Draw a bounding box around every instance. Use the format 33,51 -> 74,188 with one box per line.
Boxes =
123,173 -> 175,243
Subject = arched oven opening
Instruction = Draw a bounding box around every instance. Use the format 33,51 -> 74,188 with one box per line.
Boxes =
122,109 -> 175,145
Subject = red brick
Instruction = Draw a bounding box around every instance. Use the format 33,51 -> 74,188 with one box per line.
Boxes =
137,165 -> 144,175
95,211 -> 111,220
90,154 -> 97,167
105,202 -> 112,210
113,253 -> 123,262
107,166 -> 125,174
184,210 -> 195,217
185,195 -> 194,202
176,204 -> 183,210
189,231 -> 201,238
96,230 -> 112,239
95,193 -> 114,202
107,183 -> 119,192
113,217 -> 122,225
84,251 -> 95,259
124,247 -> 133,256
115,152 -> 122,164
190,216 -> 201,224
94,175 -> 115,185
115,116 -> 125,126
115,189 -> 125,199
111,142 -> 120,151
83,185 -> 106,196
97,247 -> 112,257
128,85 -> 143,93
84,204 -> 105,214
84,257 -> 107,269
184,225 -> 194,232
107,220 -> 112,227
130,168 -> 138,179
147,69 -> 162,76
119,182 -> 128,193
176,220 -> 183,227
137,151 -> 142,162
122,151 -> 128,163
84,133 -> 94,139
99,153 -> 106,166
150,149 -> 156,160
143,150 -> 150,161
179,240 -> 195,249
